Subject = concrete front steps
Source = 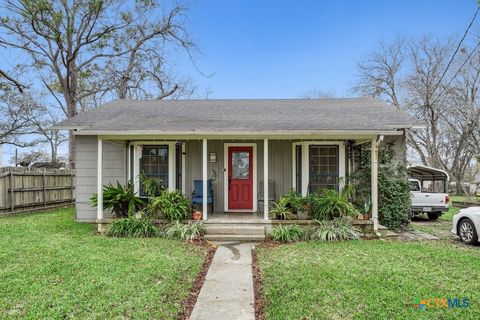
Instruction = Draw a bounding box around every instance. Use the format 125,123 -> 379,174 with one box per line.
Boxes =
200,217 -> 391,241
204,224 -> 266,241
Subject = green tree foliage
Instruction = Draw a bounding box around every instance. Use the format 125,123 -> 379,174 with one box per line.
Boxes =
0,0 -> 195,166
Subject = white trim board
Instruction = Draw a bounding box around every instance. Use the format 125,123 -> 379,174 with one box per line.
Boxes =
80,130 -> 403,138
223,142 -> 258,213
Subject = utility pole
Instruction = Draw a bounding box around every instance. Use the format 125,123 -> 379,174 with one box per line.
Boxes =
15,148 -> 18,167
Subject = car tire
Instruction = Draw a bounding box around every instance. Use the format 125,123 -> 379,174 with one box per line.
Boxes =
457,218 -> 478,245
427,212 -> 440,220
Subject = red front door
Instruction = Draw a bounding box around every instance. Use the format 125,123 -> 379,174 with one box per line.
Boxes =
228,146 -> 253,210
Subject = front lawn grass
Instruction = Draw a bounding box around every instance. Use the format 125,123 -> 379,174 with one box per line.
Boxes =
0,208 -> 207,319
440,206 -> 459,222
256,240 -> 480,320
450,195 -> 479,204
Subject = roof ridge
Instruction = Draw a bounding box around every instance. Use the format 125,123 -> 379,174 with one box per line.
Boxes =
112,97 -> 374,103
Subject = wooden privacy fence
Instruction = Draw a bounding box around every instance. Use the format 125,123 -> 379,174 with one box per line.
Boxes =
0,167 -> 75,214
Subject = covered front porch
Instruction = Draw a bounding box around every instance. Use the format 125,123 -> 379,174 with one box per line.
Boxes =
94,133 -> 395,234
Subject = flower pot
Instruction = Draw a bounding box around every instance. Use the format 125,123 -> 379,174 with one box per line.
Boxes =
192,211 -> 202,221
364,213 -> 371,220
297,210 -> 309,220
356,214 -> 364,220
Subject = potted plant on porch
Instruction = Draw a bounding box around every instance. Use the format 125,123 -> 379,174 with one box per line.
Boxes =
282,190 -> 307,220
269,198 -> 292,220
359,200 -> 372,220
192,210 -> 202,221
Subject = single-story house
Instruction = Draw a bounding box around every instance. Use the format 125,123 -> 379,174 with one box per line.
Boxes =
54,98 -> 422,233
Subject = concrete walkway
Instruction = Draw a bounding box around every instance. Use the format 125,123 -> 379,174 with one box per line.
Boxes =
190,242 -> 255,320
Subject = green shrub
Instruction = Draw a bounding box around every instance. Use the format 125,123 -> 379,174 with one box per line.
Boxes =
269,198 -> 293,220
269,224 -> 306,242
378,169 -> 411,230
309,218 -> 360,241
140,171 -> 164,197
106,216 -> 159,237
302,193 -> 317,214
351,145 -> 411,230
281,190 -> 304,213
310,186 -> 359,220
91,181 -> 144,218
148,190 -> 190,220
165,221 -> 205,241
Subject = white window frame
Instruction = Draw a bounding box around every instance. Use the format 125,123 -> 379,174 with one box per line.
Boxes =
223,142 -> 258,212
292,141 -> 346,196
130,141 -> 184,195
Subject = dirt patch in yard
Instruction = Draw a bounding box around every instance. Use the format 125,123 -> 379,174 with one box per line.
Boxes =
252,247 -> 265,320
177,241 -> 217,320
410,215 -> 456,241
410,216 -> 479,250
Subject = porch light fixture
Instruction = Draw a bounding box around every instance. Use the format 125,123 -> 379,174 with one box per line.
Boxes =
209,152 -> 217,163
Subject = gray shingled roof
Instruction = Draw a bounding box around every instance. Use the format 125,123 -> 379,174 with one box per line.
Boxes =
53,98 -> 421,134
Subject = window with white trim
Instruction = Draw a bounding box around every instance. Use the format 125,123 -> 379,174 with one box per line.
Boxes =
309,145 -> 339,193
139,145 -> 169,196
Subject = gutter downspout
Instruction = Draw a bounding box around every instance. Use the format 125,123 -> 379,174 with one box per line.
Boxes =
372,135 -> 384,237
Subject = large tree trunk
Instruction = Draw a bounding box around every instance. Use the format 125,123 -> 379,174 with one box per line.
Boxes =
68,131 -> 75,169
66,93 -> 77,169
50,140 -> 57,165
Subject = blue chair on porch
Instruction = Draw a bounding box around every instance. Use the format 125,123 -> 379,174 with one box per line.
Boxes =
192,179 -> 214,213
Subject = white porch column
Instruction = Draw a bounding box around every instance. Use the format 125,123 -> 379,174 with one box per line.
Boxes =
371,138 -> 379,232
202,138 -> 208,220
168,143 -> 175,191
97,137 -> 103,221
264,139 -> 269,220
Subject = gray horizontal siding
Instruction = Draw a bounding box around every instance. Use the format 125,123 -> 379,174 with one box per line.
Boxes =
258,140 -> 292,202
184,140 -> 292,213
384,133 -> 406,164
75,136 -> 126,222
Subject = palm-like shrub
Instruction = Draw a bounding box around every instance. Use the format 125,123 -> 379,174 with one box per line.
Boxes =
148,190 -> 190,221
91,182 -> 144,218
269,224 -> 305,242
308,218 -> 360,241
165,221 -> 205,241
106,216 -> 159,237
140,171 -> 164,197
269,198 -> 293,220
281,190 -> 304,214
311,186 -> 359,220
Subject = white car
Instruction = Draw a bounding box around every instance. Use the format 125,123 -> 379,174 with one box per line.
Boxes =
452,207 -> 480,245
